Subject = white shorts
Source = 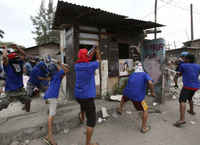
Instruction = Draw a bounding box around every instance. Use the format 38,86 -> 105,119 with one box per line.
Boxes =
47,98 -> 58,116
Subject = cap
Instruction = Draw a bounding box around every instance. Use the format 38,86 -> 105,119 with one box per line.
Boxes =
180,52 -> 189,57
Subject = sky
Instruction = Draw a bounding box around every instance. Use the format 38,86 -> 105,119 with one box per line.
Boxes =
0,0 -> 200,49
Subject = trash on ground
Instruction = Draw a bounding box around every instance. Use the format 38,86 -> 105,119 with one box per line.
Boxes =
110,95 -> 122,102
172,96 -> 176,100
101,107 -> 109,118
126,111 -> 132,115
153,102 -> 158,106
98,117 -> 103,123
64,128 -> 70,134
190,121 -> 196,125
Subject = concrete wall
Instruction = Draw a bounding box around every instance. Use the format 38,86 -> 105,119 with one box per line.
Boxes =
38,44 -> 60,59
166,48 -> 200,64
25,44 -> 60,60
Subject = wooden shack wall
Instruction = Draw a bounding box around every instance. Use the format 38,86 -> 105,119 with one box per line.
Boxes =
100,30 -> 144,94
64,26 -> 79,100
62,25 -> 144,99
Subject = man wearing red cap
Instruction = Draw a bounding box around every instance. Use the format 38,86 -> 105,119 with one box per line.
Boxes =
2,45 -> 31,112
75,47 -> 101,145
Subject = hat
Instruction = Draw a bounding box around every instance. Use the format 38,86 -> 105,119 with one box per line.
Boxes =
180,52 -> 189,57
77,48 -> 89,63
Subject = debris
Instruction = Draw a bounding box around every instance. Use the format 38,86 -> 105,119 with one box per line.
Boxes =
25,140 -> 30,145
101,107 -> 109,118
172,95 -> 176,100
190,121 -> 196,125
110,95 -> 122,102
98,117 -> 103,123
153,102 -> 158,106
126,111 -> 132,115
10,141 -> 20,145
64,128 -> 70,134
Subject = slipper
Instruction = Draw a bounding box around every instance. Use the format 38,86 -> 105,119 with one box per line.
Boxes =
187,110 -> 196,115
173,121 -> 186,127
41,137 -> 58,145
116,108 -> 122,115
140,126 -> 151,134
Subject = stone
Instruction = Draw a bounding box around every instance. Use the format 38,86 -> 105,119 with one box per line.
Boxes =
24,140 -> 30,145
126,111 -> 132,115
153,102 -> 158,106
98,117 -> 103,123
10,141 -> 20,145
64,128 -> 70,134
190,121 -> 196,125
101,107 -> 109,118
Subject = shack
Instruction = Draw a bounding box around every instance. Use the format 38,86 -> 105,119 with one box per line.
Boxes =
53,1 -> 164,99
25,42 -> 60,60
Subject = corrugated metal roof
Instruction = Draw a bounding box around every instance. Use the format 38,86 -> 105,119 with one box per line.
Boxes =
53,1 -> 164,30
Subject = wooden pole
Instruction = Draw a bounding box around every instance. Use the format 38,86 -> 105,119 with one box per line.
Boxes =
190,4 -> 194,40
154,0 -> 158,40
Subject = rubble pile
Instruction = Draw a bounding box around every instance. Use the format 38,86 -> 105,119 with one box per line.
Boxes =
167,78 -> 200,106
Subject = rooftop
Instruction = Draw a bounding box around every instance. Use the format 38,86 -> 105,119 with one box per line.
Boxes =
53,1 -> 164,32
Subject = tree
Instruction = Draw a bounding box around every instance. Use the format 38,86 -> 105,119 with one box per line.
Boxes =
31,0 -> 59,45
0,41 -> 25,49
0,29 -> 4,39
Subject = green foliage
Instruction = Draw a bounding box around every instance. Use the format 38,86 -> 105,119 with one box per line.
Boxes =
0,41 -> 25,48
31,0 -> 59,45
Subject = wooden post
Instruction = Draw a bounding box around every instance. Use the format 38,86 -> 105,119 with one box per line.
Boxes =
190,4 -> 194,40
154,0 -> 158,40
65,25 -> 79,100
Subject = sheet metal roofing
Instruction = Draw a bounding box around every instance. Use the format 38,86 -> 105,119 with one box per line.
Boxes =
53,1 -> 164,30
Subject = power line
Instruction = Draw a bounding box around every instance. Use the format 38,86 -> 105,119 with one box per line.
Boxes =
160,0 -> 200,15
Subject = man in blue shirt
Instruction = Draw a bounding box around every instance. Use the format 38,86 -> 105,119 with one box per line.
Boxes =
117,62 -> 156,133
75,47 -> 101,145
2,45 -> 31,112
174,54 -> 200,127
174,51 -> 189,88
42,62 -> 69,145
26,61 -> 49,98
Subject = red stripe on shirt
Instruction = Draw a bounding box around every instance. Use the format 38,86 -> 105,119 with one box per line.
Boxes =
183,86 -> 198,91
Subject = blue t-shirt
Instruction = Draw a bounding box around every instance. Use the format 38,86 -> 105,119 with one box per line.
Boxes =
43,70 -> 65,99
28,61 -> 49,87
74,61 -> 99,99
3,60 -> 24,91
123,72 -> 152,102
178,63 -> 200,89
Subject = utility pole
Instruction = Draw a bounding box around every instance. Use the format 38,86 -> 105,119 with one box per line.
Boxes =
190,3 -> 194,40
173,41 -> 177,49
154,0 -> 158,40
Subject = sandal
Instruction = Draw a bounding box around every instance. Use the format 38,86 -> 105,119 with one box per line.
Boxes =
140,126 -> 151,134
187,110 -> 196,115
173,121 -> 186,127
116,108 -> 122,115
41,137 -> 58,145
